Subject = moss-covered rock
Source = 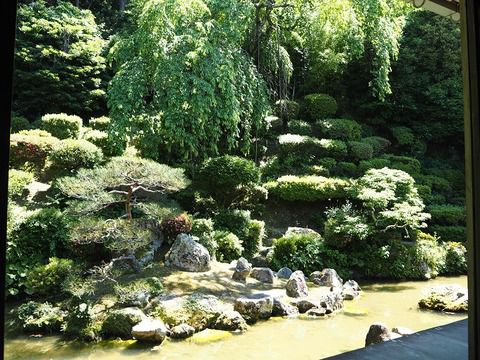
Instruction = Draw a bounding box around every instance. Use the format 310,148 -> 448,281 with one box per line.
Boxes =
101,307 -> 147,339
418,285 -> 468,312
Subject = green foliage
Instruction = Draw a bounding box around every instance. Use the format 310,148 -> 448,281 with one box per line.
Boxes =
215,209 -> 252,240
358,157 -> 391,174
244,219 -> 265,258
49,139 -> 104,172
10,115 -> 31,133
430,225 -> 466,243
10,130 -> 59,170
40,114 -> 82,140
428,204 -> 466,226
13,1 -> 107,120
391,126 -> 414,145
114,277 -> 163,306
214,231 -> 243,262
362,136 -> 391,155
333,162 -> 357,178
89,116 -> 110,131
287,120 -> 313,136
303,94 -> 338,120
81,129 -> 123,157
191,218 -> 217,257
108,0 -> 269,163
161,213 -> 193,242
8,169 -> 34,198
17,301 -> 65,334
63,302 -> 98,341
275,99 -> 300,120
442,242 -> 467,275
315,118 -> 362,141
25,257 -> 79,297
266,175 -> 350,202
380,154 -> 421,176
348,140 -> 374,160
278,134 -> 348,159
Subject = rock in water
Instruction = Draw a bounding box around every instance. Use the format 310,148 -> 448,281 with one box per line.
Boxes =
286,271 -> 308,298
165,233 -> 210,272
213,310 -> 248,331
169,323 -> 195,339
305,308 -> 327,317
418,285 -> 468,312
365,323 -> 400,346
319,291 -> 344,312
276,267 -> 293,279
272,298 -> 299,317
233,294 -> 273,324
342,280 -> 361,300
290,299 -> 320,314
310,269 -> 343,288
131,318 -> 168,343
392,326 -> 414,336
232,257 -> 252,282
250,267 -> 275,284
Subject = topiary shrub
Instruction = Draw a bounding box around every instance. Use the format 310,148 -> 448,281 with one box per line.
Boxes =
278,134 -> 347,159
10,115 -> 31,133
380,154 -> 422,176
442,242 -> 467,275
191,218 -> 217,257
357,157 -> 391,174
303,93 -> 337,121
161,213 -> 193,243
287,120 -> 313,136
348,140 -> 374,161
333,162 -> 357,178
89,116 -> 110,131
214,231 -> 243,262
17,301 -> 66,333
40,113 -> 82,139
428,204 -> 466,226
275,99 -> 300,120
82,129 -> 125,157
8,169 -> 34,198
314,118 -> 362,141
265,175 -> 350,202
416,184 -> 433,205
391,126 -> 415,145
49,139 -> 104,171
362,136 -> 391,155
9,130 -> 59,170
429,225 -> 466,243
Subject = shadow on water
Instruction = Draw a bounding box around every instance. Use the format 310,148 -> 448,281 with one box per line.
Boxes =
361,284 -> 416,292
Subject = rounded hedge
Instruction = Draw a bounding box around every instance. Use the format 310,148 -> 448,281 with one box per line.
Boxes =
89,116 -> 110,131
10,115 -> 31,133
314,118 -> 362,141
303,93 -> 337,121
40,113 -> 82,140
362,136 -> 391,156
287,120 -> 313,136
348,140 -> 374,161
8,169 -> 34,198
10,131 -> 59,169
214,231 -> 243,262
49,139 -> 103,171
82,129 -> 125,157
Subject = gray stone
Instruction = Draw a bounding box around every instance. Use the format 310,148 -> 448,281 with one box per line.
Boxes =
392,326 -> 414,336
290,299 -> 319,314
272,298 -> 299,317
310,269 -> 343,288
132,318 -> 168,343
169,323 -> 195,339
320,291 -> 344,312
286,270 -> 308,298
102,307 -> 147,339
165,233 -> 210,272
232,257 -> 252,282
233,293 -> 273,324
250,254 -> 270,268
276,267 -> 293,279
213,310 -> 248,331
418,285 -> 468,312
341,280 -> 361,300
251,267 -> 275,284
305,307 -> 327,317
365,323 -> 400,347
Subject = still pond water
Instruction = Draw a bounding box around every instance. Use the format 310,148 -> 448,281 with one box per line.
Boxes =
4,275 -> 467,360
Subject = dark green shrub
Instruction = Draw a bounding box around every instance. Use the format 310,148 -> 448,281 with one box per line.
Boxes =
427,168 -> 464,192
362,136 -> 391,155
10,131 -> 59,169
215,209 -> 251,239
357,158 -> 391,174
63,302 -> 99,341
214,231 -> 243,262
334,162 -> 357,178
161,213 -> 193,242
287,120 -> 313,136
82,129 -> 124,157
278,134 -> 347,159
319,157 -> 337,171
10,115 -> 31,133
89,116 -> 110,131
442,242 -> 467,275
8,169 -> 34,198
416,184 -> 433,204
314,118 -> 362,141
428,204 -> 466,225
303,93 -> 337,120
380,154 -> 422,176
17,301 -> 65,333
244,219 -> 265,258
305,164 -> 330,176
430,225 -> 466,242
391,126 -> 415,145
40,113 -> 82,139
275,99 -> 300,120
191,218 -> 217,257
266,175 -> 350,202
348,140 -> 374,160
49,139 -> 103,171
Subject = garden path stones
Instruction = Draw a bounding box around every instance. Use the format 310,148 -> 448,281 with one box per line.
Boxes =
233,293 -> 273,324
165,233 -> 210,272
250,267 -> 275,284
310,268 -> 343,288
131,318 -> 168,343
286,270 -> 308,297
276,267 -> 293,279
232,257 -> 252,282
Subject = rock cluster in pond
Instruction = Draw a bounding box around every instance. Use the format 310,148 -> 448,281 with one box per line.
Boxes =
232,257 -> 252,282
272,298 -> 299,317
250,267 -> 275,284
290,299 -> 319,313
233,293 -> 274,324
165,233 -> 210,272
365,323 -> 402,346
286,270 -> 308,297
131,318 -> 168,343
418,284 -> 468,312
310,268 -> 343,288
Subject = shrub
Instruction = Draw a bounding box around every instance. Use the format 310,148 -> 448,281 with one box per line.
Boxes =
357,158 -> 391,174
17,301 -> 65,333
89,116 -> 110,131
303,93 -> 337,120
348,141 -> 374,161
9,131 -> 59,169
49,139 -> 104,171
82,129 -> 125,157
63,302 -> 98,341
380,154 -> 422,176
244,219 -> 265,258
430,225 -> 466,242
428,204 -> 466,225
24,257 -> 79,297
333,162 -> 357,178
8,169 -> 34,198
314,118 -> 362,141
278,134 -> 347,159
114,277 -> 163,306
10,115 -> 31,133
319,157 -> 337,171
191,218 -> 217,257
161,213 -> 192,242
215,209 -> 251,239
416,184 -> 433,204
275,99 -> 300,120
427,168 -> 464,192
362,136 -> 391,155
391,126 -> 415,145
214,231 -> 243,262
266,175 -> 350,202
442,242 -> 467,275
40,113 -> 82,139
287,120 -> 313,136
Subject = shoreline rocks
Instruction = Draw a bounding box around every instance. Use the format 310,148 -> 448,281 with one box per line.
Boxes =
310,269 -> 343,288
365,323 -> 401,346
286,271 -> 308,297
131,318 -> 168,343
418,285 -> 468,312
234,294 -> 273,324
165,233 -> 211,272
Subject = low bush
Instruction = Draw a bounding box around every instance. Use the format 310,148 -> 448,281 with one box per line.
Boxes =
380,154 -> 422,176
10,130 -> 59,169
214,231 -> 243,262
215,209 -> 251,239
10,115 -> 31,133
303,93 -> 337,121
82,129 -> 124,157
287,120 -> 313,136
278,134 -> 347,159
17,301 -> 65,333
89,116 -> 110,131
442,242 -> 467,275
314,118 -> 362,141
333,162 -> 357,178
191,218 -> 217,257
275,99 -> 300,120
428,204 -> 466,225
416,184 -> 433,204
8,169 -> 34,198
161,213 -> 192,243
391,126 -> 415,145
429,225 -> 466,242
40,113 -> 82,139
114,277 -> 163,306
244,219 -> 265,258
319,157 -> 337,171
362,136 -> 391,155
357,158 -> 391,174
49,139 -> 103,172
265,175 -> 350,202
348,140 -> 374,161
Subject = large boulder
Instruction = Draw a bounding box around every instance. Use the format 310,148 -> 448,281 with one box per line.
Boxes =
320,291 -> 344,312
213,310 -> 248,332
165,233 -> 210,272
131,318 -> 168,343
232,257 -> 252,283
276,267 -> 293,279
250,267 -> 275,284
342,280 -> 361,300
418,285 -> 468,312
272,298 -> 299,317
101,307 -> 147,339
169,323 -> 195,339
233,293 -> 273,324
365,323 -> 401,347
286,271 -> 308,298
310,269 -> 343,288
